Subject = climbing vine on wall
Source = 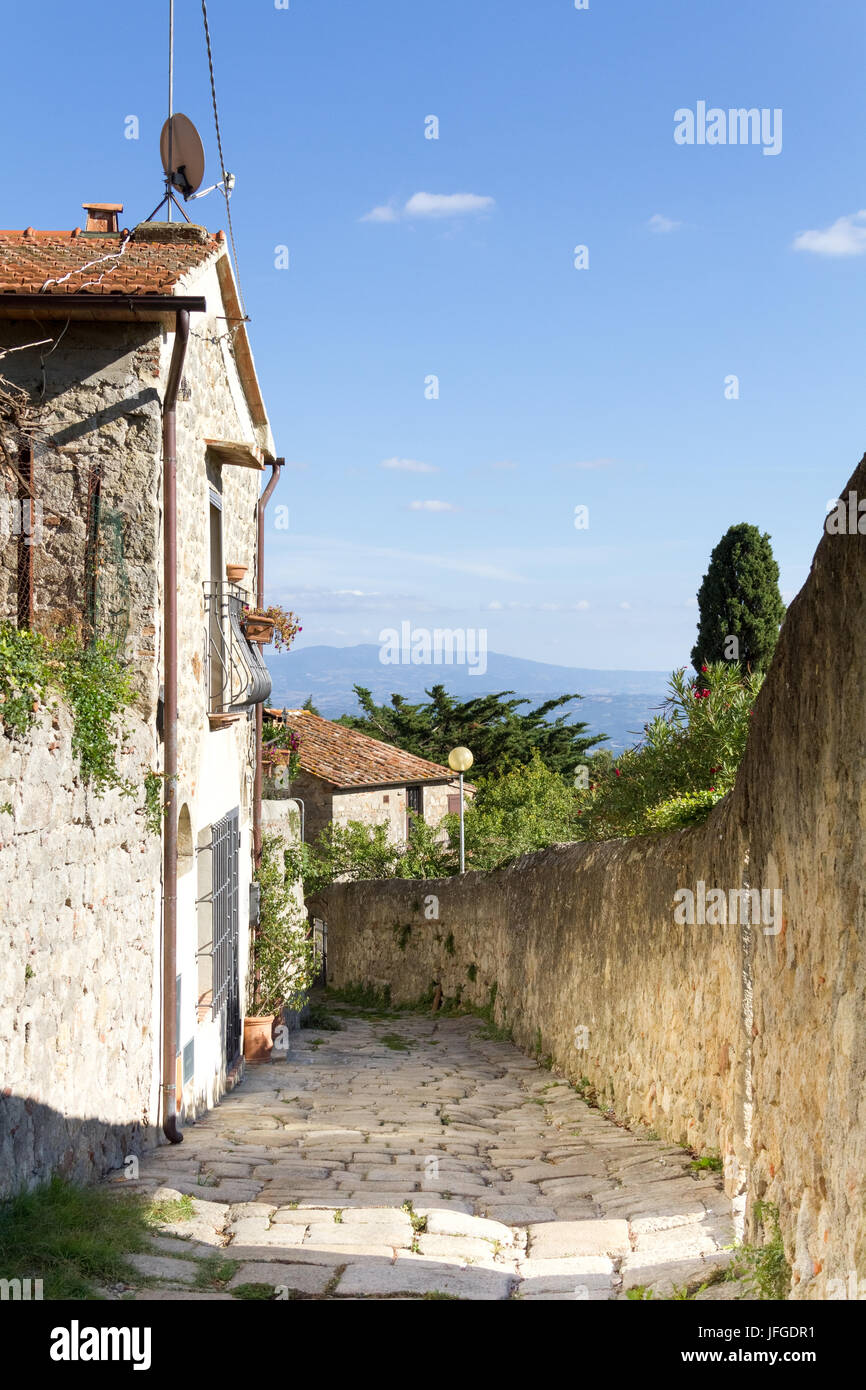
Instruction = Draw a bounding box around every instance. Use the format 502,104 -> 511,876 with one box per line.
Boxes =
0,621 -> 138,797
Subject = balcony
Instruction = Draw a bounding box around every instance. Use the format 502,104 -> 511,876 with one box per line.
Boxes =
204,580 -> 272,720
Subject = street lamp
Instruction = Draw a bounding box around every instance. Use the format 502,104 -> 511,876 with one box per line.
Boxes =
447,746 -> 474,873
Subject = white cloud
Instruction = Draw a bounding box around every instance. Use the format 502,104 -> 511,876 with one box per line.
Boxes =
361,204 -> 398,223
362,192 -> 495,223
404,192 -> 494,218
407,499 -> 458,512
793,210 -> 866,257
489,459 -> 518,470
620,601 -> 632,610
648,213 -> 681,234
381,457 -> 439,474
484,599 -> 589,613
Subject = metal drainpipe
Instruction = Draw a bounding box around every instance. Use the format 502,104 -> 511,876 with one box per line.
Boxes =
161,308 -> 190,1144
253,457 -> 283,870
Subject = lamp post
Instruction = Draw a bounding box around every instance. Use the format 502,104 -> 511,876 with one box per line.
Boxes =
448,747 -> 474,873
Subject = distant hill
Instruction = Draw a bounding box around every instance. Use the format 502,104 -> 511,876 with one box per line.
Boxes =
265,645 -> 671,752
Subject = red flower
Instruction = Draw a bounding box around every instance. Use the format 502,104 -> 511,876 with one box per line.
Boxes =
709,786 -> 715,792
701,665 -> 708,673
614,768 -> 621,777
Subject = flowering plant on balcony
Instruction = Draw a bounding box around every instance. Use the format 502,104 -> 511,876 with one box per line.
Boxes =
242,603 -> 302,651
263,719 -> 301,781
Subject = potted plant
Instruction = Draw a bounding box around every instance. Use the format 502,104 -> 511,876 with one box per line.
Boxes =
242,604 -> 302,649
241,608 -> 275,644
226,563 -> 247,583
262,721 -> 301,784
245,832 -> 317,1062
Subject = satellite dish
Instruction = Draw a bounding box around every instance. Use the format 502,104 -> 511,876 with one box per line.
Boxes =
160,114 -> 205,200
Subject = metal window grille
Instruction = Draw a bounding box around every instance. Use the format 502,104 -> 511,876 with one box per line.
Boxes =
211,808 -> 241,1067
204,580 -> 272,713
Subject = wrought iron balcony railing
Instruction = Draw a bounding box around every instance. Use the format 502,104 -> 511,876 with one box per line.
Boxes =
204,580 -> 272,715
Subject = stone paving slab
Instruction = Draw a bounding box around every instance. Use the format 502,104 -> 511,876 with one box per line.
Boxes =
227,1262 -> 339,1294
104,1007 -> 737,1302
527,1219 -> 632,1259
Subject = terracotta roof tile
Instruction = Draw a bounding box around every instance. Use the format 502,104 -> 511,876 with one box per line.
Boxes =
0,225 -> 220,297
264,709 -> 458,789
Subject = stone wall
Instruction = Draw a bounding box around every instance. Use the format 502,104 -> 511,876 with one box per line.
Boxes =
315,453 -> 866,1301
0,318 -> 163,700
0,241 -> 272,1191
334,784 -> 409,843
0,705 -> 161,1197
1,315 -> 165,1197
287,771 -> 464,846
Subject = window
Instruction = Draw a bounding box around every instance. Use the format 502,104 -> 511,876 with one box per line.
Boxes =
407,786 -> 423,818
208,496 -> 224,710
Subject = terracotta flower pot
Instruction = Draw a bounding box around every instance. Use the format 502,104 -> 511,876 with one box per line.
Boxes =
226,563 -> 247,583
266,747 -> 293,764
243,1014 -> 276,1062
243,615 -> 275,644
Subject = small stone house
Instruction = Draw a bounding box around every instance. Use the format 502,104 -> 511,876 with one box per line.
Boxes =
265,708 -> 472,844
0,202 -> 291,1193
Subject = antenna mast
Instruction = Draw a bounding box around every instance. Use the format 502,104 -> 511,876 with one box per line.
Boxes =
167,0 -> 174,222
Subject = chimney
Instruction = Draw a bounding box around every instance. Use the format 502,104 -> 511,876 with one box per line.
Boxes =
82,202 -> 123,233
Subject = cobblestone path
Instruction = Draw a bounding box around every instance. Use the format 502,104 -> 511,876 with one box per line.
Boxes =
112,1006 -> 740,1301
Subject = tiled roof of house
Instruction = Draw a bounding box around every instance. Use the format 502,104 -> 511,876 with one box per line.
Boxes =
0,224 -> 221,296
265,709 -> 457,789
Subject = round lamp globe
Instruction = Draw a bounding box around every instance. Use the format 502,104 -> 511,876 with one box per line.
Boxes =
448,747 -> 474,773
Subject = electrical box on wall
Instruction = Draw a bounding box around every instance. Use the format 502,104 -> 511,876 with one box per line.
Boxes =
249,882 -> 261,927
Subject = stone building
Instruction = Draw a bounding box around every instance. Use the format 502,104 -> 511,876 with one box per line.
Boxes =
0,203 -> 287,1194
264,707 -> 471,845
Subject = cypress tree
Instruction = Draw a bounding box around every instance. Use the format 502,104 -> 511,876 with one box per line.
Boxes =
691,523 -> 785,674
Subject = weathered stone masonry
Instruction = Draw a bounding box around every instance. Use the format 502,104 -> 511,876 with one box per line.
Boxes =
0,233 -> 270,1193
316,453 -> 866,1301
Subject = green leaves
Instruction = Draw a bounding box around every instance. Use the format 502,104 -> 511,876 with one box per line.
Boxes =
691,523 -> 785,675
253,833 -> 318,1015
0,623 -> 136,796
0,624 -> 49,735
573,662 -> 762,839
338,683 -> 607,778
56,634 -> 136,796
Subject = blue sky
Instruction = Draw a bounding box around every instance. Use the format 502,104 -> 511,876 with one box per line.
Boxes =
4,0 -> 864,670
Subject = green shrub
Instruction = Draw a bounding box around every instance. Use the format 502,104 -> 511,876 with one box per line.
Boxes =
642,789 -> 726,832
296,663 -> 761,889
728,1201 -> 791,1301
253,833 -> 318,1015
573,662 -> 761,840
0,624 -> 49,735
0,623 -> 137,797
56,634 -> 136,795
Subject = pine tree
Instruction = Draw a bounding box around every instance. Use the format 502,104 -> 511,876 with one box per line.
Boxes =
691,523 -> 785,675
337,683 -> 606,778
